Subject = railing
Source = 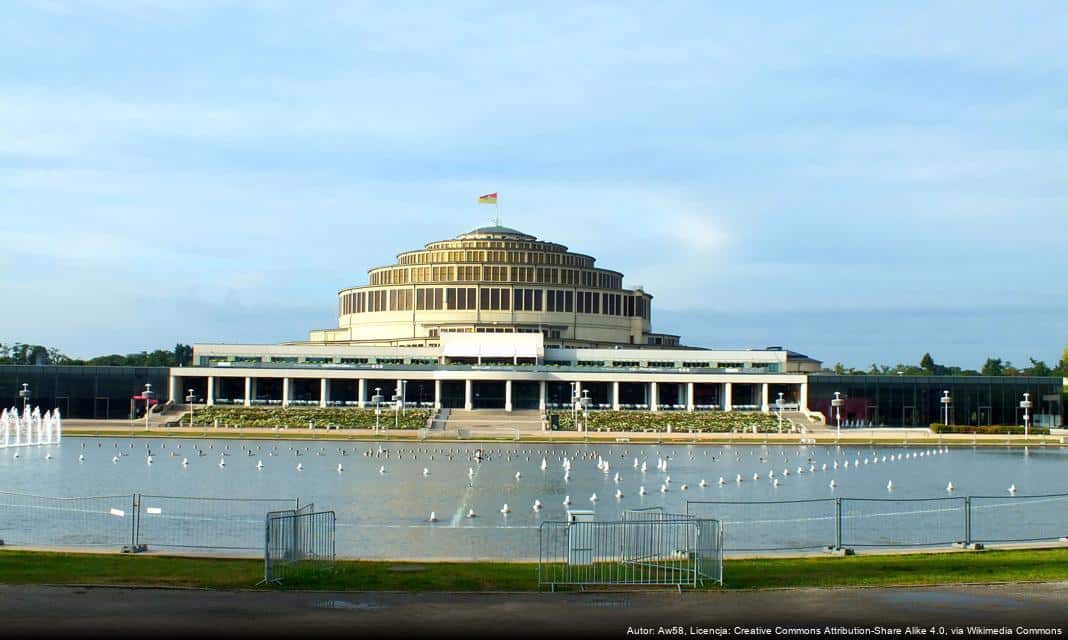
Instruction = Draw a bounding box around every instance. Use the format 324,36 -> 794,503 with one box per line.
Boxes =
537,511 -> 722,590
0,490 -> 298,554
686,493 -> 1068,552
262,505 -> 336,585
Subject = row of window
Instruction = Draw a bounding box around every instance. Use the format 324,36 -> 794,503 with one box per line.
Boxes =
400,246 -> 593,269
340,287 -> 651,318
368,265 -> 621,289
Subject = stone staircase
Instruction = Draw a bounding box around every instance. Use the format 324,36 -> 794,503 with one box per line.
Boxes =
441,409 -> 545,434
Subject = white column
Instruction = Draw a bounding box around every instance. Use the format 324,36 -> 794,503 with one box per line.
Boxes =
761,383 -> 770,412
686,382 -> 695,412
320,378 -> 328,408
612,381 -> 620,411
434,380 -> 442,409
464,380 -> 473,410
168,375 -> 178,405
650,382 -> 658,412
250,378 -> 257,406
282,378 -> 290,407
206,377 -> 215,406
505,380 -> 513,412
538,381 -> 547,411
799,382 -> 809,412
357,379 -> 366,408
243,377 -> 251,407
723,382 -> 733,412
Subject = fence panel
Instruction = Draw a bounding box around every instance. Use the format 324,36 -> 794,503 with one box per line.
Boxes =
264,508 -> 336,584
0,491 -> 135,548
840,497 -> 965,548
538,516 -> 720,589
970,493 -> 1068,544
686,499 -> 836,552
137,495 -> 299,553
694,518 -> 724,584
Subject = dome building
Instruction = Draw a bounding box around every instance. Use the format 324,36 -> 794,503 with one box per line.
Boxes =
173,221 -> 827,421
308,224 -> 679,348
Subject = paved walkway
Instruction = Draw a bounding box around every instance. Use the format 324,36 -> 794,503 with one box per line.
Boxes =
1,582 -> 1065,637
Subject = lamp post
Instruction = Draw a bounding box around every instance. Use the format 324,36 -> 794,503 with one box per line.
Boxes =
372,387 -> 384,433
399,380 -> 407,416
831,392 -> 844,437
392,390 -> 402,431
580,389 -> 591,433
570,382 -> 578,427
940,390 -> 951,427
18,383 -> 30,411
1020,392 -> 1033,438
142,383 -> 155,431
185,389 -> 196,427
776,392 -> 784,433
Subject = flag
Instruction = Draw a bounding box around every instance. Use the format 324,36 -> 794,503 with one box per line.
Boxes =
478,192 -> 498,204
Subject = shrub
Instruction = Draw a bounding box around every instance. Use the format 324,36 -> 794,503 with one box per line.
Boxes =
549,410 -> 785,433
929,424 -> 1050,435
181,406 -> 431,430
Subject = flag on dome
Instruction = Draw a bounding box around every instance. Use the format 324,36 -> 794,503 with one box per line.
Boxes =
478,192 -> 498,204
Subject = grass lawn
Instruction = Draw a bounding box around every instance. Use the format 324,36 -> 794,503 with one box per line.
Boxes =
1,548 -> 1067,591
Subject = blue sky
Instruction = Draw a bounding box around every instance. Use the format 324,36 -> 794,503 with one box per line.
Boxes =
2,1 -> 1065,368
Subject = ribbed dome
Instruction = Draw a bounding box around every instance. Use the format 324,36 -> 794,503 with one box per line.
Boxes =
458,225 -> 536,240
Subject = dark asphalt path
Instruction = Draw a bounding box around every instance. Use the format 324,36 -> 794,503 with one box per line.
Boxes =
2,582 -> 1065,638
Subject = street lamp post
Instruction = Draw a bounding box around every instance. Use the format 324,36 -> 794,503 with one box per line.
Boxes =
185,389 -> 196,427
142,383 -> 155,431
372,387 -> 384,433
570,382 -> 578,428
776,392 -> 784,433
831,392 -> 844,437
940,390 -> 952,427
581,389 -> 591,433
1020,392 -> 1033,438
18,383 -> 30,411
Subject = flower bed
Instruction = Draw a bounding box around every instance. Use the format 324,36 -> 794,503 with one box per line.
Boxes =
929,424 -> 1050,435
183,406 -> 431,430
549,410 -> 785,433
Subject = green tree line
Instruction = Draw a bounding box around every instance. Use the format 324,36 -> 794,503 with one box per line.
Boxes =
0,343 -> 193,367
827,348 -> 1068,377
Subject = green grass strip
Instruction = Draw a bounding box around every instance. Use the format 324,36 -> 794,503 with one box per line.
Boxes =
1,548 -> 1067,591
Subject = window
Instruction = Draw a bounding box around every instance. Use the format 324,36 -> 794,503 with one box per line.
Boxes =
564,291 -> 573,312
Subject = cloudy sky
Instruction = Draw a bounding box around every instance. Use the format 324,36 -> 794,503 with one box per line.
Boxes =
2,1 -> 1065,368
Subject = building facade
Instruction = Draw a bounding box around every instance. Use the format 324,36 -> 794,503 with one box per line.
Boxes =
7,226 -> 1061,426
306,225 -> 679,348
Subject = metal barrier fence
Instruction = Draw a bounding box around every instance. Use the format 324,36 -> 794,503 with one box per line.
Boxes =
262,505 -> 336,584
0,491 -> 137,548
0,490 -> 298,553
136,495 -> 300,552
687,492 -> 1068,552
537,512 -> 722,590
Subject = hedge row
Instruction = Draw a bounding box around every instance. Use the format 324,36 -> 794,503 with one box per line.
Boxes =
928,424 -> 1051,435
181,406 -> 432,430
549,410 -> 787,433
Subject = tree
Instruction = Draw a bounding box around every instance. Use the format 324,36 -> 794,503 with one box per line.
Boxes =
173,343 -> 193,367
920,352 -> 935,374
1026,358 -> 1051,377
981,358 -> 1004,376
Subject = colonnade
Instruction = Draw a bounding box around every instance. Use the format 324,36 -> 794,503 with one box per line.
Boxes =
172,375 -> 808,413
